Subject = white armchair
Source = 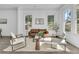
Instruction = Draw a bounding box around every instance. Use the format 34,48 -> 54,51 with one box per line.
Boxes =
10,32 -> 26,51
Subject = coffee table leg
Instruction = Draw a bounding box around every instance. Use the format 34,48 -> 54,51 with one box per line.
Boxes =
35,39 -> 40,50
51,40 -> 53,48
51,44 -> 52,48
64,44 -> 66,52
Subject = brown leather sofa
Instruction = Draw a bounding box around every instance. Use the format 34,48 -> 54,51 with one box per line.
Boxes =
28,29 -> 48,37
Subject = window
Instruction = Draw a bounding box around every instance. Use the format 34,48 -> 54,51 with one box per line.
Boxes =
48,15 -> 54,30
25,15 -> 32,30
64,9 -> 72,32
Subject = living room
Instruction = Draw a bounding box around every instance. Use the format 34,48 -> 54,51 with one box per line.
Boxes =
0,4 -> 79,54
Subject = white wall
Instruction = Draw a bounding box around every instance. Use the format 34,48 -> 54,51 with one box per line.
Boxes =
0,9 -> 17,36
22,9 -> 59,36
0,5 -> 77,37
23,10 -> 58,28
0,7 -> 59,36
17,8 -> 59,36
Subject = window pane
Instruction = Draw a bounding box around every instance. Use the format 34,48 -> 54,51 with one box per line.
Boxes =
48,15 -> 54,30
25,15 -> 32,30
64,9 -> 71,32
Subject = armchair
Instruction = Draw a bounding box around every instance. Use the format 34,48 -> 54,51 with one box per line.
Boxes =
10,32 -> 26,51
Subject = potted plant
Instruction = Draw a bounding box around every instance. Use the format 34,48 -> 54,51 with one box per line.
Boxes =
37,31 -> 44,38
33,31 -> 44,42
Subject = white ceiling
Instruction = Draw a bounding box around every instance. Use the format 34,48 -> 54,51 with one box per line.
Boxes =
0,4 -> 63,10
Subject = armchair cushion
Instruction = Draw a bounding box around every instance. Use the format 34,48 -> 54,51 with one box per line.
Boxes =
10,38 -> 24,45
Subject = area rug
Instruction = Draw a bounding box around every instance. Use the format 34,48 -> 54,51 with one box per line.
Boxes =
2,37 -> 71,53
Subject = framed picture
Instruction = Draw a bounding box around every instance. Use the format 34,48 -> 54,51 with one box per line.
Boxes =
0,18 -> 7,24
35,18 -> 44,25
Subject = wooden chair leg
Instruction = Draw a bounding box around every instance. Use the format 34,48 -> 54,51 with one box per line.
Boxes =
25,39 -> 26,47
12,45 -> 13,52
1,36 -> 2,38
0,34 -> 2,38
64,44 -> 66,52
24,37 -> 26,47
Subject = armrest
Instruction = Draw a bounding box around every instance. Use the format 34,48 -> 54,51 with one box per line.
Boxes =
16,34 -> 23,37
11,37 -> 23,40
16,36 -> 25,38
16,36 -> 27,40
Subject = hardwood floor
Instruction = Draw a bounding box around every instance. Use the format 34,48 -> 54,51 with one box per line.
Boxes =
0,37 -> 10,51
